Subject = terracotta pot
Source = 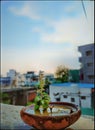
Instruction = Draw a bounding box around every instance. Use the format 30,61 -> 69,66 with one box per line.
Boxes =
20,102 -> 81,130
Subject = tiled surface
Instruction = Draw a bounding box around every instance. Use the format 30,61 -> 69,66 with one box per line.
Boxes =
0,103 -> 94,130
0,103 -> 34,129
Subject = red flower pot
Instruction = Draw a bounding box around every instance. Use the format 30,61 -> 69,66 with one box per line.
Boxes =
20,102 -> 81,130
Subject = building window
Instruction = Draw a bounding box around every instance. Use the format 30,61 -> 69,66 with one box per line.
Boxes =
87,63 -> 93,67
53,92 -> 60,96
81,96 -> 86,100
86,51 -> 92,56
55,98 -> 60,101
71,98 -> 75,102
63,95 -> 67,98
80,73 -> 84,80
88,75 -> 94,80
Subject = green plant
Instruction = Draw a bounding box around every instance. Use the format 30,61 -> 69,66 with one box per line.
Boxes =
0,92 -> 11,104
34,73 -> 50,110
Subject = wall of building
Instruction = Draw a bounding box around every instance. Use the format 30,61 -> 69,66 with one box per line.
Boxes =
78,44 -> 94,83
1,88 -> 36,106
80,95 -> 91,108
50,84 -> 93,108
69,70 -> 80,82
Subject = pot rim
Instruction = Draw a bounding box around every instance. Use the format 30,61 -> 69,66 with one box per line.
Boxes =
21,102 -> 81,118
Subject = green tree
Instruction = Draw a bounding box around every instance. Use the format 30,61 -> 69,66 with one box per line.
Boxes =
55,65 -> 69,82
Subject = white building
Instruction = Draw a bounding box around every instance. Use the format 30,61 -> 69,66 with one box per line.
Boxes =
49,83 -> 94,108
79,84 -> 92,108
7,69 -> 16,80
7,69 -> 26,87
7,69 -> 17,86
16,74 -> 26,86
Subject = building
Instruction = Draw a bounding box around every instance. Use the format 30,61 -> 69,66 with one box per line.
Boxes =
44,74 -> 55,84
49,83 -> 94,108
25,71 -> 39,86
68,70 -> 80,83
0,69 -> 17,87
0,77 -> 11,87
79,84 -> 93,108
50,83 -> 80,107
6,69 -> 26,87
1,87 -> 36,105
7,69 -> 17,80
78,43 -> 94,83
16,74 -> 26,87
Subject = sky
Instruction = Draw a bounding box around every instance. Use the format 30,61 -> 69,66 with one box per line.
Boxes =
1,1 -> 94,76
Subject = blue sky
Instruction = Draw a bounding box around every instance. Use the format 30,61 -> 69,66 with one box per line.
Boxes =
1,1 -> 94,76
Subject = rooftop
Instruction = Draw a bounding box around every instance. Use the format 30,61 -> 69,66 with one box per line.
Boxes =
1,86 -> 36,93
51,83 -> 94,88
0,103 -> 94,130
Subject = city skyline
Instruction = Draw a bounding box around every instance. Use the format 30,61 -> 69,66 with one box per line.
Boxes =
1,1 -> 94,76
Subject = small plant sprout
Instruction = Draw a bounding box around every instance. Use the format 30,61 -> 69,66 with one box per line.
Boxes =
39,105 -> 44,114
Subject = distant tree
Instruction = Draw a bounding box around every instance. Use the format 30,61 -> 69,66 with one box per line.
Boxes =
55,65 -> 69,82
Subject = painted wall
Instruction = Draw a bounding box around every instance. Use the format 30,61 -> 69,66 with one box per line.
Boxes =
49,84 -> 92,108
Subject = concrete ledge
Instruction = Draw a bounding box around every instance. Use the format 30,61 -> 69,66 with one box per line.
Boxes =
0,103 -> 94,130
1,86 -> 36,92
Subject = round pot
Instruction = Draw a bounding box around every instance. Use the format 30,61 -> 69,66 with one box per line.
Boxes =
20,102 -> 81,130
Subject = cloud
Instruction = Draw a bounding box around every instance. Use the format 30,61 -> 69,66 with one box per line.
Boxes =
9,3 -> 40,20
41,13 -> 94,45
32,27 -> 42,33
8,1 -> 94,46
63,3 -> 79,14
31,1 -> 94,46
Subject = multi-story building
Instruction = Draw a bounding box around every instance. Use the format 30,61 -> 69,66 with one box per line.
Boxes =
78,43 -> 94,83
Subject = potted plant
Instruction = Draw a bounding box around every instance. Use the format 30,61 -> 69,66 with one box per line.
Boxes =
21,72 -> 81,129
